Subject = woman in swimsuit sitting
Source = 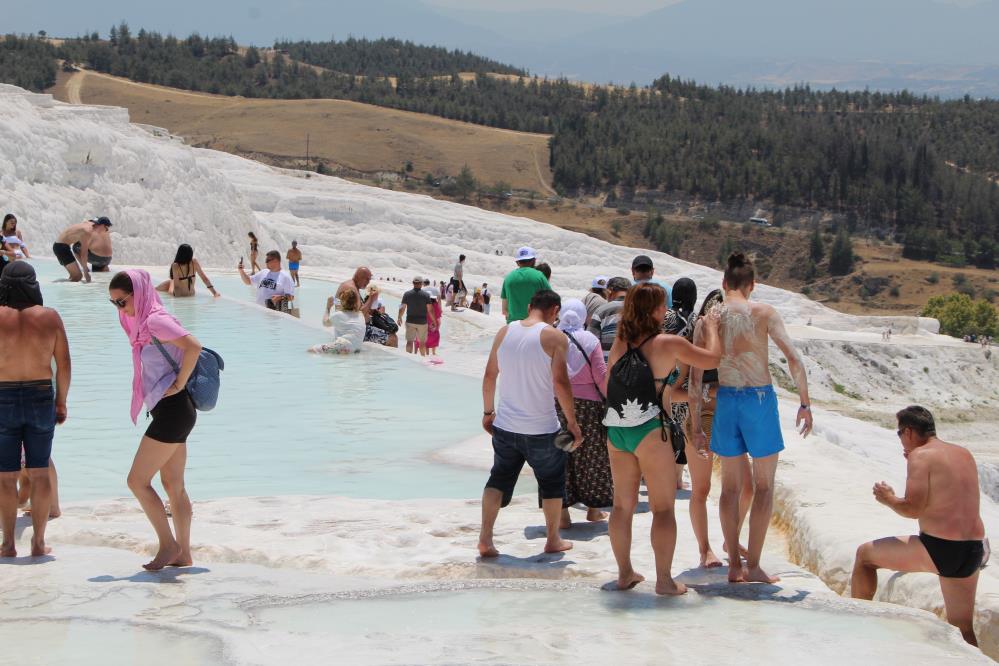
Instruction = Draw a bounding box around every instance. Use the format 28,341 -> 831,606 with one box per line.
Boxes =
156,244 -> 219,298
603,282 -> 721,596
1,214 -> 30,262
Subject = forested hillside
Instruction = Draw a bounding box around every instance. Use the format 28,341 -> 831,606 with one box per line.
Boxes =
273,38 -> 525,78
45,28 -> 573,132
0,35 -> 56,91
4,27 -> 999,269
551,76 -> 999,267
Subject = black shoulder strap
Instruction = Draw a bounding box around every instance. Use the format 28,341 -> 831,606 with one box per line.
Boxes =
566,331 -> 605,400
630,333 -> 658,350
152,337 -> 181,375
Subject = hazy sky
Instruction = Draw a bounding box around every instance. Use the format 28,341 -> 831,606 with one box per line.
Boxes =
426,0 -> 975,13
426,0 -> 678,14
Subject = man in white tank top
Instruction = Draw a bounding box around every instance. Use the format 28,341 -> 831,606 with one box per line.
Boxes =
479,290 -> 583,558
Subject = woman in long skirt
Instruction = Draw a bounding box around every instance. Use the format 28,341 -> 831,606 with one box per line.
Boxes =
555,299 -> 613,527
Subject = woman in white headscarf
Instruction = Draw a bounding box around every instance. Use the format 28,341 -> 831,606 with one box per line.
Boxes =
552,298 -> 613,528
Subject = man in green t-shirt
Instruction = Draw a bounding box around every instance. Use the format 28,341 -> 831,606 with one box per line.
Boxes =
500,247 -> 552,323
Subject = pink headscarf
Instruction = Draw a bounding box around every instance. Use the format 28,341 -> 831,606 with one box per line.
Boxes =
117,269 -> 189,423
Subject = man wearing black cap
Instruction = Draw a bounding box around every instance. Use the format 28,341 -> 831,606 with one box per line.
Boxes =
52,217 -> 113,282
0,262 -> 70,558
631,254 -> 672,308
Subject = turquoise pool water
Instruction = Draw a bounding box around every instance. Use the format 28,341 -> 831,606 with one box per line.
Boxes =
35,261 -> 493,502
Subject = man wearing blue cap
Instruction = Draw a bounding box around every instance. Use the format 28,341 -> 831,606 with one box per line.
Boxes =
500,247 -> 551,323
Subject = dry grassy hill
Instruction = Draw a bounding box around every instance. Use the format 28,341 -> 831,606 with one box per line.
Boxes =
50,69 -> 554,194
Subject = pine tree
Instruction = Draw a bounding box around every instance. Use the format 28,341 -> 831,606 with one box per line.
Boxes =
829,228 -> 855,276
455,165 -> 477,200
809,226 -> 824,263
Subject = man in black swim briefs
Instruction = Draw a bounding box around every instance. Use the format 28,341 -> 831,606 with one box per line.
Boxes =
52,217 -> 112,282
851,406 -> 986,647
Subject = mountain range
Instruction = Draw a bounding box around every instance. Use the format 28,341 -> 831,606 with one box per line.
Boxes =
8,0 -> 999,96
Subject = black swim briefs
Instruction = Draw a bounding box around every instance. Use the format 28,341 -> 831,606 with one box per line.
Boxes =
919,532 -> 985,578
52,242 -> 76,266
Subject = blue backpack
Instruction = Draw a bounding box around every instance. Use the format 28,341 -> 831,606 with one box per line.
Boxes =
153,338 -> 224,411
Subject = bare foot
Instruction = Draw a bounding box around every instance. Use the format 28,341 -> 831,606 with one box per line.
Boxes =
168,549 -> 193,567
49,509 -> 61,519
30,541 -> 51,557
700,550 -> 724,569
143,543 -> 182,571
608,571 -> 645,591
477,541 -> 499,558
728,564 -> 748,583
1,543 -> 15,557
655,579 -> 688,596
722,542 -> 750,560
544,538 -> 573,553
586,508 -> 608,522
745,566 -> 780,584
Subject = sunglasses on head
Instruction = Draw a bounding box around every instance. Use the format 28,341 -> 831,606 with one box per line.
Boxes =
109,295 -> 129,308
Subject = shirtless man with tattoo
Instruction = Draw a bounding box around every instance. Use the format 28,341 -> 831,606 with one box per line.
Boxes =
702,252 -> 813,584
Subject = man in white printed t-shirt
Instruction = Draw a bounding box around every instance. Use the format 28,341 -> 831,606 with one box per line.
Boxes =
238,250 -> 296,311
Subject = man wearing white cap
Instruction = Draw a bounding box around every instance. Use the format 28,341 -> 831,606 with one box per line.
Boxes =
584,276 -> 608,326
500,247 -> 551,323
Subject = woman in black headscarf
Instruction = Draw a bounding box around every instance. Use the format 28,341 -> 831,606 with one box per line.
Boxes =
664,278 -> 697,337
661,277 -> 697,482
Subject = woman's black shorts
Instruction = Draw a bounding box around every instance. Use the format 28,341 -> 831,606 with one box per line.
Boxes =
145,390 -> 197,444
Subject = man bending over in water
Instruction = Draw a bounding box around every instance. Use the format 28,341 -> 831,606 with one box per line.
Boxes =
0,263 -> 70,558
852,406 -> 985,646
52,217 -> 113,282
709,252 -> 812,584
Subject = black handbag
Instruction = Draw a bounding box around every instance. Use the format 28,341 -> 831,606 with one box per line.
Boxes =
369,310 -> 399,334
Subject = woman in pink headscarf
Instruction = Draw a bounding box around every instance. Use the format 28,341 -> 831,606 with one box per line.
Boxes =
109,269 -> 203,571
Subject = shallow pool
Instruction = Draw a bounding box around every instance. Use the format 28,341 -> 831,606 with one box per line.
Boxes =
252,585 -> 958,664
6,566 -> 979,666
35,260 -> 493,502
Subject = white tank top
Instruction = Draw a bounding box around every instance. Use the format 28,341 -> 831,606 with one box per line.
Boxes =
494,321 -> 559,435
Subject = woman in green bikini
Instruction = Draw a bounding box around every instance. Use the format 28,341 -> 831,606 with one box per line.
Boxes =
603,282 -> 721,595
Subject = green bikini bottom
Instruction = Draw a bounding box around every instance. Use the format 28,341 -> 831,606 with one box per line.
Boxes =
607,417 -> 662,454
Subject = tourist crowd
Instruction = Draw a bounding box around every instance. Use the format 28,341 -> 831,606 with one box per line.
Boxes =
0,214 -> 987,647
